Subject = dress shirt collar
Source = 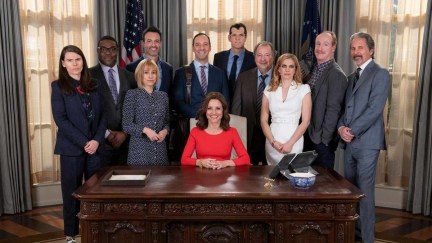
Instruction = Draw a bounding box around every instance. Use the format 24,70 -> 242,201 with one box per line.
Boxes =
100,63 -> 118,74
257,69 -> 272,86
228,49 -> 245,60
358,58 -> 373,76
316,59 -> 334,71
193,60 -> 209,70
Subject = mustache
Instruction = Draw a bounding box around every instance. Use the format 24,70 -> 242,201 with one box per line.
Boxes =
353,55 -> 363,59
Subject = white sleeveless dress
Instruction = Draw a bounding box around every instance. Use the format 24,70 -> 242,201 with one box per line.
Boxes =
263,83 -> 311,165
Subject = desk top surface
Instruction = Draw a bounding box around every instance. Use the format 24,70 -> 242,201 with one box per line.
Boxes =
74,166 -> 363,201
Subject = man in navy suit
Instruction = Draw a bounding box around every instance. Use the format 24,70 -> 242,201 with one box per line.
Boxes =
172,33 -> 229,161
126,26 -> 173,94
90,36 -> 136,165
338,32 -> 390,243
213,23 -> 256,102
173,33 -> 229,118
305,31 -> 347,169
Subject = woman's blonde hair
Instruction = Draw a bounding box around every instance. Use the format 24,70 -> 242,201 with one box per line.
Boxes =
268,53 -> 302,91
134,58 -> 160,89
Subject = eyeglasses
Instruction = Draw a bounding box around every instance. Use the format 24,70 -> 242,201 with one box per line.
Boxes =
98,47 -> 118,54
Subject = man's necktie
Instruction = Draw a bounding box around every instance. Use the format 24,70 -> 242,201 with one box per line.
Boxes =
353,67 -> 362,90
228,55 -> 239,84
200,65 -> 207,94
256,74 -> 268,114
108,69 -> 118,103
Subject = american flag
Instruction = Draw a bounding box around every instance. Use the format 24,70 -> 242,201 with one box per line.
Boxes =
120,0 -> 145,68
299,0 -> 321,80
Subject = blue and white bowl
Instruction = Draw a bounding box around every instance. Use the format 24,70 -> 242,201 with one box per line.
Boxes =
287,172 -> 316,189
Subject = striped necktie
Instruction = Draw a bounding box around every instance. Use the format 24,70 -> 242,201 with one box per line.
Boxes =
200,65 -> 207,94
256,74 -> 268,114
108,69 -> 118,103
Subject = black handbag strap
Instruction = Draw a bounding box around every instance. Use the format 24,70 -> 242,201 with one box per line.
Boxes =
185,65 -> 192,104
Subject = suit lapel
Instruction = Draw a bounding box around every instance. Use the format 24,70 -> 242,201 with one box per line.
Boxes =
249,68 -> 258,107
222,51 -> 230,70
312,66 -> 330,100
239,51 -> 252,73
351,61 -> 375,94
117,68 -> 129,105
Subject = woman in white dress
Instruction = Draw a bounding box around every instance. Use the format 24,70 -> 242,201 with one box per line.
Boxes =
260,53 -> 312,165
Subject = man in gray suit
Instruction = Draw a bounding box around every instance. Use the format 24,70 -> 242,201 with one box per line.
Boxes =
231,41 -> 274,165
338,32 -> 390,243
305,31 -> 347,169
90,36 -> 136,165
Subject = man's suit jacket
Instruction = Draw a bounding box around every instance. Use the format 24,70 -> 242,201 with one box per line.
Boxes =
213,49 -> 256,99
231,67 -> 260,149
51,81 -> 106,156
308,61 -> 347,145
337,60 -> 390,150
173,62 -> 229,118
90,64 -> 136,132
125,57 -> 173,94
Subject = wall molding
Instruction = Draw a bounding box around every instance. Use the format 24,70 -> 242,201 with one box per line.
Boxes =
375,184 -> 407,209
32,183 -> 62,207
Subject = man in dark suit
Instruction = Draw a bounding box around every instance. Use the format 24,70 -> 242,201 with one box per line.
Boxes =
172,33 -> 229,161
125,26 -> 173,94
231,41 -> 275,165
213,23 -> 256,101
338,32 -> 390,243
305,31 -> 347,169
90,36 -> 136,165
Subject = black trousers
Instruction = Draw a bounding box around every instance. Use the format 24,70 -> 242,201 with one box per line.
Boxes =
60,153 -> 102,236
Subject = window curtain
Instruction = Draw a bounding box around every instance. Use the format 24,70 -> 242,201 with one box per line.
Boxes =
0,0 -> 32,215
407,0 -> 432,215
356,0 -> 428,188
186,0 -> 263,64
19,1 -> 96,185
93,0 -> 127,61
263,0 -> 304,56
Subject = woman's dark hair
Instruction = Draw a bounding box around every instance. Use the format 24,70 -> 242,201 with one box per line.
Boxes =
196,92 -> 230,131
57,45 -> 94,95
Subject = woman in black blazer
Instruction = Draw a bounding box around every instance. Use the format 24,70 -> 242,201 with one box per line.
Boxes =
51,45 -> 106,243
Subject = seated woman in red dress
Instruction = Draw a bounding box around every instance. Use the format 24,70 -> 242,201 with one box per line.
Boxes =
181,92 -> 251,169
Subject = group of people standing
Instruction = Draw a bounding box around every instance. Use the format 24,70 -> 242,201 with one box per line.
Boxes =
51,23 -> 389,243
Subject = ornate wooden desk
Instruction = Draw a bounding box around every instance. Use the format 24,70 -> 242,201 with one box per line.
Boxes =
74,166 -> 363,242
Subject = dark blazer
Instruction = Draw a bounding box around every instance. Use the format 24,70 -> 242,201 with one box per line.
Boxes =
213,49 -> 256,98
337,60 -> 390,150
125,57 -> 173,94
231,67 -> 260,149
90,64 -> 136,132
51,81 -> 106,156
173,62 -> 229,118
308,61 -> 347,145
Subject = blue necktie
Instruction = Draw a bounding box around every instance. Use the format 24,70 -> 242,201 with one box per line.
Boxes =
228,55 -> 239,84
